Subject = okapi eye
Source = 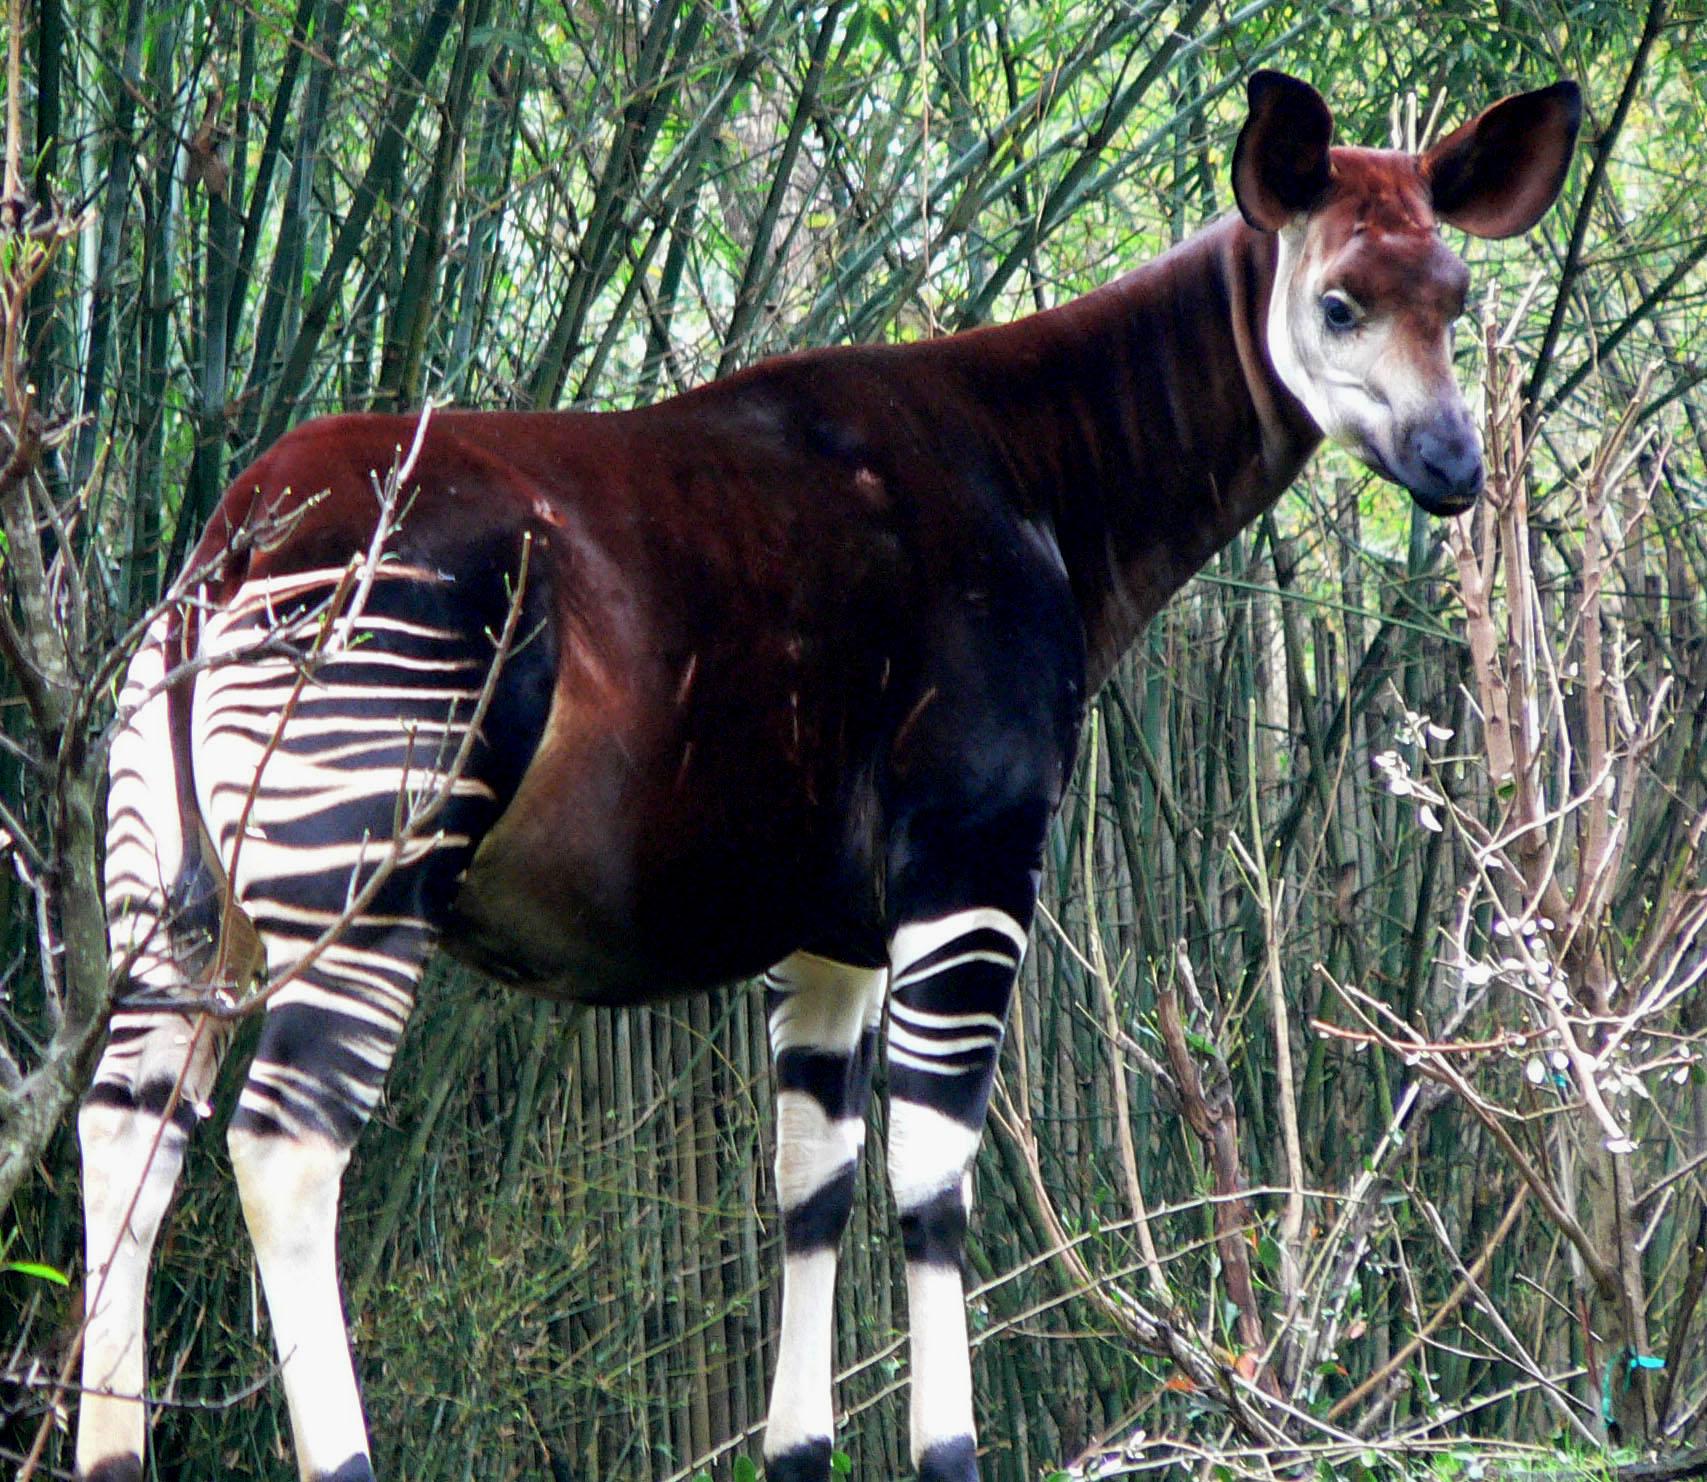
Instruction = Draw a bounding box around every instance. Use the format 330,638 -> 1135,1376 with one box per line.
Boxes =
1321,292 -> 1361,332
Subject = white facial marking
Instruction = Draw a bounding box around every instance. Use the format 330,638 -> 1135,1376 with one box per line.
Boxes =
1266,219 -> 1461,486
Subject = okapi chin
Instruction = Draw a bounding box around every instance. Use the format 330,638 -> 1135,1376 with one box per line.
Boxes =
78,71 -> 1580,1482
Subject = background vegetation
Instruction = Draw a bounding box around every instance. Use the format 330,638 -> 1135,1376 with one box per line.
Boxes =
1,0 -> 1704,1477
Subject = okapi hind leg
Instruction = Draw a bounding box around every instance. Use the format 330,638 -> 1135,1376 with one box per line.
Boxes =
78,1010 -> 228,1482
224,925 -> 437,1482
190,563 -> 530,1481
80,616 -> 233,1482
762,951 -> 887,1482
885,905 -> 1032,1482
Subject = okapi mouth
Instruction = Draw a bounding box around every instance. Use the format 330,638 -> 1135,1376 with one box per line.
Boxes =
1408,479 -> 1483,519
1357,430 -> 1484,518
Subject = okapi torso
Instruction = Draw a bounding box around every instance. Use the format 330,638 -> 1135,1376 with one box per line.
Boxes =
78,72 -> 1580,1482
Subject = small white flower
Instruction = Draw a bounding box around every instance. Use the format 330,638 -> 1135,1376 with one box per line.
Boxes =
1418,804 -> 1443,832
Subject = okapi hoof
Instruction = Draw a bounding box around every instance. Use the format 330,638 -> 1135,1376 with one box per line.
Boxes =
81,1461 -> 143,1482
766,1437 -> 832,1481
314,1457 -> 376,1482
918,1436 -> 979,1482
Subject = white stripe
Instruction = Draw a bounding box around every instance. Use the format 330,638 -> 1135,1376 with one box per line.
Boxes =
890,908 -> 1028,976
888,1002 -> 1005,1035
774,1094 -> 864,1212
886,1045 -> 966,1078
765,952 -> 886,1056
228,1130 -> 371,1475
77,1101 -> 191,1475
905,1264 -> 974,1463
887,1100 -> 981,1210
198,711 -> 473,742
886,1022 -> 1000,1060
764,1248 -> 839,1458
892,948 -> 1018,989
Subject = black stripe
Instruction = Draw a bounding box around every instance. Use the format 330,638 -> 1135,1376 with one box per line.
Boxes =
765,1437 -> 832,1482
783,1162 -> 857,1252
312,1456 -> 375,1482
138,1077 -> 202,1136
82,1079 -> 199,1138
896,927 -> 1020,980
886,1059 -> 998,1126
899,1182 -> 968,1268
82,1081 -> 136,1112
82,1457 -> 144,1482
229,1005 -> 397,1145
891,959 -> 1014,1023
775,1046 -> 873,1122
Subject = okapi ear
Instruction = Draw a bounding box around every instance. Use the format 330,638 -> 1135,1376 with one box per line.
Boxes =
1232,71 -> 1335,232
1421,80 -> 1583,239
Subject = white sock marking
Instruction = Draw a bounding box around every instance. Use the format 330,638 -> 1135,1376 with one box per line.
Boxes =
764,1248 -> 840,1457
905,1263 -> 975,1462
228,1130 -> 371,1479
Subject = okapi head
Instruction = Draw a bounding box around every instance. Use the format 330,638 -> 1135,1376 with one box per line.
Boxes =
1234,70 -> 1582,515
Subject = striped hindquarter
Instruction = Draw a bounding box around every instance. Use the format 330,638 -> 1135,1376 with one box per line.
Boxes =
80,566 -> 514,1482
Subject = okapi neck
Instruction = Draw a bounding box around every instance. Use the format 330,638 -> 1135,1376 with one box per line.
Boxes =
942,215 -> 1321,690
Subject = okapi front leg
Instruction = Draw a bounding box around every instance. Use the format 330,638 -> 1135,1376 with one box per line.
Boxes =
886,907 -> 1029,1482
762,952 -> 886,1482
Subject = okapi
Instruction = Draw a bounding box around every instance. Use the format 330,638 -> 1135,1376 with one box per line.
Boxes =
78,71 -> 1580,1482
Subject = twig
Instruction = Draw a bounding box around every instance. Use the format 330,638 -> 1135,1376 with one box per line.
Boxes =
1326,1183 -> 1531,1421
1078,712 -> 1170,1305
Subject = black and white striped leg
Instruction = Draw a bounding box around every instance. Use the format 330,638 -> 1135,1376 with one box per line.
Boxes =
886,907 -> 1029,1482
192,569 -> 502,1481
225,921 -> 432,1482
78,1011 -> 227,1482
80,619 -> 232,1482
762,952 -> 887,1482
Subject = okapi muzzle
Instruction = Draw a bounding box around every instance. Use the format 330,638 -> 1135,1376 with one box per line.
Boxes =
1235,70 -> 1582,517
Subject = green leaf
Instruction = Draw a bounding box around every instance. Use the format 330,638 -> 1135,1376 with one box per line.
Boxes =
830,1453 -> 853,1476
866,8 -> 905,66
734,1456 -> 759,1482
2,1260 -> 70,1286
